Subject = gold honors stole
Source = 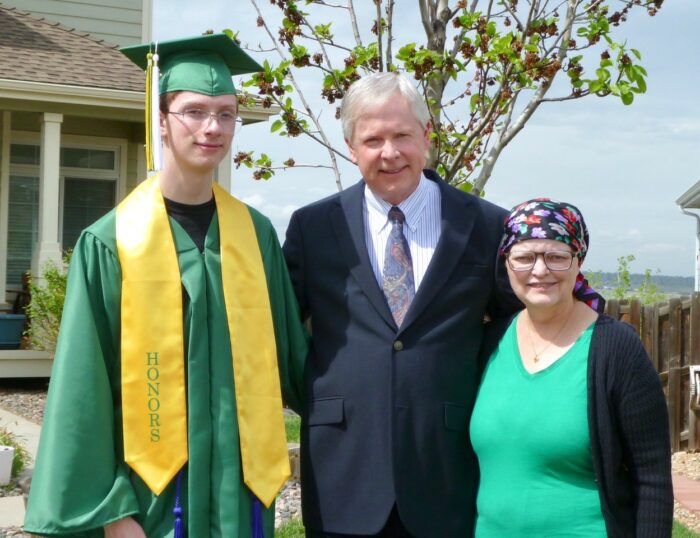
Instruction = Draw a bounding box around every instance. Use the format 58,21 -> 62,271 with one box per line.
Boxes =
116,176 -> 290,507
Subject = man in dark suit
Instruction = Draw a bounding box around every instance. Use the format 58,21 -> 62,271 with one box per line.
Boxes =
283,72 -> 520,538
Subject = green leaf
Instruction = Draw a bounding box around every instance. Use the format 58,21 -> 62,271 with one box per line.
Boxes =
588,80 -> 603,93
621,92 -> 634,105
457,181 -> 475,193
271,119 -> 284,133
631,48 -> 642,60
397,43 -> 417,61
469,94 -> 481,112
595,68 -> 611,82
635,77 -> 647,93
486,21 -> 497,37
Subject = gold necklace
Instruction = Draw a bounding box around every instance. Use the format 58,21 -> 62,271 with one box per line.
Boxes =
525,306 -> 575,363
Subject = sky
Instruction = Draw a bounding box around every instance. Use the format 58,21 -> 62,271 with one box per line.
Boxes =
153,0 -> 700,277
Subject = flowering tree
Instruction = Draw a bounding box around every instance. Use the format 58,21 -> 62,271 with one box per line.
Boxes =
234,0 -> 663,194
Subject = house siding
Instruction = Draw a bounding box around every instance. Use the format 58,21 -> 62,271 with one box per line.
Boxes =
2,0 -> 144,46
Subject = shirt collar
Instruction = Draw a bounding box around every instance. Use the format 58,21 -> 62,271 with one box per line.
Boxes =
364,173 -> 430,233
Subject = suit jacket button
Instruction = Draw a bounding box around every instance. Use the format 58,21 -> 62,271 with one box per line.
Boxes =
393,340 -> 404,351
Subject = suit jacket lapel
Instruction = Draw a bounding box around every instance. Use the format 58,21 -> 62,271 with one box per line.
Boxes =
399,177 -> 476,333
331,181 -> 396,330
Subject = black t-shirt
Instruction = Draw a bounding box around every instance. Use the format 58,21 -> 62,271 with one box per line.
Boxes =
164,196 -> 216,253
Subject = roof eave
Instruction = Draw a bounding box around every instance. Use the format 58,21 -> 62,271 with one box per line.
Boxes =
0,78 -> 143,109
677,180 -> 700,209
0,78 -> 280,124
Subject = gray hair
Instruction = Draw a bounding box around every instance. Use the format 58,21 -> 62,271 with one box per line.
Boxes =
340,72 -> 430,141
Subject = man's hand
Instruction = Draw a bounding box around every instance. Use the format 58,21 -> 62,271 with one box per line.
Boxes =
104,516 -> 147,538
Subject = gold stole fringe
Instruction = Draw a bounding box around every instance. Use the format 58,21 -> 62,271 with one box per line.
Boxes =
116,177 -> 290,506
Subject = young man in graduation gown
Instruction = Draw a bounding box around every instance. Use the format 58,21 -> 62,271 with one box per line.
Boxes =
23,34 -> 307,538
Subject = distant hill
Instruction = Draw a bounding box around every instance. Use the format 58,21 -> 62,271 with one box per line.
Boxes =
585,272 -> 694,294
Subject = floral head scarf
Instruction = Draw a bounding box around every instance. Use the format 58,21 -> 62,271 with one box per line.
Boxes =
499,198 -> 605,313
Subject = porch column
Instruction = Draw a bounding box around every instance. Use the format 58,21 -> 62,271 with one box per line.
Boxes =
32,113 -> 64,277
0,111 -> 10,305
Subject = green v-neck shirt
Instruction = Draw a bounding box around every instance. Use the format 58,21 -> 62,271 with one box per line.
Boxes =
470,317 -> 605,537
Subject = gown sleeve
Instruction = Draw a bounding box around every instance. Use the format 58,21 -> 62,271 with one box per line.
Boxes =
257,218 -> 308,415
23,231 -> 140,536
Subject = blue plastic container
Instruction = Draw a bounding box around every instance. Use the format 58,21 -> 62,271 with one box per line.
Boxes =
0,314 -> 26,350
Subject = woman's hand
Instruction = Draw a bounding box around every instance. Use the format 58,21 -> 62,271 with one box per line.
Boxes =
104,516 -> 147,538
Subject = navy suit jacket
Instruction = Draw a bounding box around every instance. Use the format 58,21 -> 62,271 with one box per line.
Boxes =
283,170 -> 520,537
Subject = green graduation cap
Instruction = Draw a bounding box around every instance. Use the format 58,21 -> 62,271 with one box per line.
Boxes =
120,34 -> 263,171
121,33 -> 263,96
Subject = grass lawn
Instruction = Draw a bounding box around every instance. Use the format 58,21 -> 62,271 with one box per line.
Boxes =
276,518 -> 304,538
285,414 -> 300,443
675,520 -> 700,537
277,517 -> 699,537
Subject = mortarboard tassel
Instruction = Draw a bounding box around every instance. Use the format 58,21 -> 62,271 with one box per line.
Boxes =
150,46 -> 163,171
145,45 -> 162,173
145,51 -> 154,171
251,492 -> 265,538
173,469 -> 185,538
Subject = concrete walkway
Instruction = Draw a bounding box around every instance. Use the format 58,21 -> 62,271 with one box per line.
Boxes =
674,473 -> 700,517
0,407 -> 40,529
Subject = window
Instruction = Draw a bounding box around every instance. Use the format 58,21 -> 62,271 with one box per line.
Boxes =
61,148 -> 115,170
62,178 -> 115,249
5,143 -> 120,286
7,176 -> 39,286
10,144 -> 40,165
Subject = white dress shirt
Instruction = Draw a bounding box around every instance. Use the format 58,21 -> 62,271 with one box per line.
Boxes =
363,173 -> 442,292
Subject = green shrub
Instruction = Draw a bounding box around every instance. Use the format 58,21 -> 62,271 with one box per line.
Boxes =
25,252 -> 71,351
0,427 -> 28,480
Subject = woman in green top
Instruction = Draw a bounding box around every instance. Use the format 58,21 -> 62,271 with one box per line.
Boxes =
470,198 -> 672,537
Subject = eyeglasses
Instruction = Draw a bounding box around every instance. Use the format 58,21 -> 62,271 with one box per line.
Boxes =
506,250 -> 576,272
167,109 -> 240,131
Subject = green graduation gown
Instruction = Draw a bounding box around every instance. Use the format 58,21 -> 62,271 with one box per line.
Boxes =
23,205 -> 308,537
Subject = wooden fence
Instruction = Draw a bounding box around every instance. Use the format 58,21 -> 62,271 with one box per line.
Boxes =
605,294 -> 700,452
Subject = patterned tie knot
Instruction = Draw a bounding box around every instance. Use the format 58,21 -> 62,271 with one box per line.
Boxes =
388,206 -> 405,225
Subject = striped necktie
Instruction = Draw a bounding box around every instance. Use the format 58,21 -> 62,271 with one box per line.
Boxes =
382,206 -> 415,326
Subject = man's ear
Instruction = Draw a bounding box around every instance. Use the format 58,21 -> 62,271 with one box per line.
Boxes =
346,138 -> 358,165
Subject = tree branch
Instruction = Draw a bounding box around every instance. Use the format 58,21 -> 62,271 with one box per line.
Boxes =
251,0 -> 348,190
376,0 -> 384,71
540,91 -> 592,102
386,0 -> 395,69
347,0 -> 363,48
297,32 -> 354,53
419,0 -> 433,40
445,66 -> 511,182
472,0 -> 579,194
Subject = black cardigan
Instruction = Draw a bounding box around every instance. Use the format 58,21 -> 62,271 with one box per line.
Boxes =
480,314 -> 673,537
587,314 -> 673,537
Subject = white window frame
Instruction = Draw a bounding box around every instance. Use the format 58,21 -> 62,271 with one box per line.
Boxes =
5,131 -> 128,287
